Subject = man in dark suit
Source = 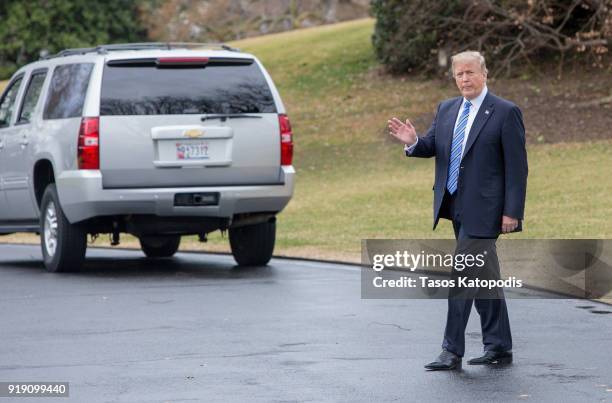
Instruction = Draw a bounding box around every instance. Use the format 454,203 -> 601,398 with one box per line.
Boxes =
388,51 -> 528,370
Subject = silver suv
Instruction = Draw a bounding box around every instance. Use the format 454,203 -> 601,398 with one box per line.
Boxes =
0,43 -> 295,272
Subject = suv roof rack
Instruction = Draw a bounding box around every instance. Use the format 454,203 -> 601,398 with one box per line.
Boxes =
42,42 -> 240,60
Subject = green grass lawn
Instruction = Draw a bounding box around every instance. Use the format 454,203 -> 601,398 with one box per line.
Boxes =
1,19 -> 611,261
227,19 -> 612,259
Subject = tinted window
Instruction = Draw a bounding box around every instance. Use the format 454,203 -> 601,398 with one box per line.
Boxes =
100,61 -> 276,115
0,76 -> 24,127
17,71 -> 47,123
44,63 -> 94,119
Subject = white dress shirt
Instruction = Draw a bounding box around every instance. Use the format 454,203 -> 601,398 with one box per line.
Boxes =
404,86 -> 488,158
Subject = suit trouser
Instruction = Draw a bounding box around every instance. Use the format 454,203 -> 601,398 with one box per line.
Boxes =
441,191 -> 512,357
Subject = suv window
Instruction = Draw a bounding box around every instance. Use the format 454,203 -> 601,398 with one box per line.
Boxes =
17,70 -> 48,124
100,60 -> 276,115
44,63 -> 94,120
0,76 -> 24,128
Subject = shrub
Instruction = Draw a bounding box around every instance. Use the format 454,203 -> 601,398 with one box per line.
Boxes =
0,0 -> 146,80
371,0 -> 611,76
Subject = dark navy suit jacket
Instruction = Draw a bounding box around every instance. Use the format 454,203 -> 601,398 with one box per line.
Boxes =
408,92 -> 528,238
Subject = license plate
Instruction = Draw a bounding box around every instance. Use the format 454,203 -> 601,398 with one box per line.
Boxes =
176,142 -> 209,160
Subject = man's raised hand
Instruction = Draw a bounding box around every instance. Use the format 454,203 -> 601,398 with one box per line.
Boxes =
388,117 -> 417,146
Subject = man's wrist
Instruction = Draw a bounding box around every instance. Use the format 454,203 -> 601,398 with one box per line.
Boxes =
404,137 -> 419,154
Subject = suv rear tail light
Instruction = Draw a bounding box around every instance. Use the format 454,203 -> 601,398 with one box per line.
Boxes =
78,117 -> 100,170
279,114 -> 293,166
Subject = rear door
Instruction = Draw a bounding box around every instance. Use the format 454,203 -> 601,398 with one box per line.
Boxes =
6,69 -> 49,220
99,56 -> 281,189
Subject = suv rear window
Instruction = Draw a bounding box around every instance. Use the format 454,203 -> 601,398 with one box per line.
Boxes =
44,63 -> 94,120
17,70 -> 47,124
100,59 -> 276,115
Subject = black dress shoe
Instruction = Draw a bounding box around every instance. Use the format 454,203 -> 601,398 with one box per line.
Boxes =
424,349 -> 462,371
468,350 -> 513,365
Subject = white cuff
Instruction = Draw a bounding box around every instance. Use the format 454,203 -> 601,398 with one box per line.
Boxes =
404,137 -> 419,154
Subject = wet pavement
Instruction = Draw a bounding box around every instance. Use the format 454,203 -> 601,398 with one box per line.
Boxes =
0,244 -> 611,402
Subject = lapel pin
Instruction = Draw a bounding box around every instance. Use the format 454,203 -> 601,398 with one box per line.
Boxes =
485,110 -> 490,114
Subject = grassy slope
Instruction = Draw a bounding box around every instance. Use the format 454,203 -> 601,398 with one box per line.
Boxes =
2,19 -> 611,260
230,19 -> 612,255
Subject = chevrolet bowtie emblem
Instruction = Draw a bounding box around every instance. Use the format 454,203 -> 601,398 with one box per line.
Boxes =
184,129 -> 204,138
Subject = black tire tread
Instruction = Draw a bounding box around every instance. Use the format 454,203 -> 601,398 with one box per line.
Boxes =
140,235 -> 181,258
229,220 -> 275,266
40,184 -> 87,272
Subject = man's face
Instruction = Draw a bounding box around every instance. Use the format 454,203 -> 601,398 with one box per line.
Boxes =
453,59 -> 487,100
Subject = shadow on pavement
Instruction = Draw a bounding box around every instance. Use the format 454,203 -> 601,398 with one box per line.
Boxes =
0,254 -> 276,281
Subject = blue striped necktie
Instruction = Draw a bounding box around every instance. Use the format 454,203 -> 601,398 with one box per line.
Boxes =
446,100 -> 472,194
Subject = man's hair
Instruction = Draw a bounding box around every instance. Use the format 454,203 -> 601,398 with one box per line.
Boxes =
451,51 -> 488,76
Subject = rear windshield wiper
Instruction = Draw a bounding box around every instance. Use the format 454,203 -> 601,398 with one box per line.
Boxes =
201,114 -> 263,122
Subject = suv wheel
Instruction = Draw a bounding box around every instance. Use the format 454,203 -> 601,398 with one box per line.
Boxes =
140,235 -> 181,258
229,220 -> 275,266
40,184 -> 87,272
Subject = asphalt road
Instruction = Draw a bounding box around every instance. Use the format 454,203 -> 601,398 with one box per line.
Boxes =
0,244 -> 611,402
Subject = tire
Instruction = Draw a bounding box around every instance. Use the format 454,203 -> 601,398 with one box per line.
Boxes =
229,219 -> 276,266
40,184 -> 87,272
140,235 -> 181,258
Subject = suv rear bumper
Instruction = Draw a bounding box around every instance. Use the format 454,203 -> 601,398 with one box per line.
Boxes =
56,167 -> 295,224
